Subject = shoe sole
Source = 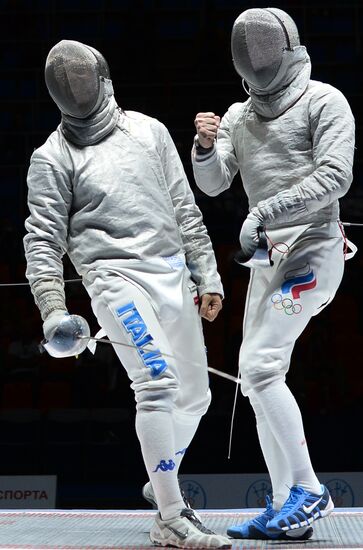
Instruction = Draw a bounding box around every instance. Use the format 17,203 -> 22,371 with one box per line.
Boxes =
227,525 -> 313,540
150,535 -> 231,549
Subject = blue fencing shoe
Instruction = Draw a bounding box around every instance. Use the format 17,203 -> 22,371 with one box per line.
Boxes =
267,484 -> 334,534
227,495 -> 313,540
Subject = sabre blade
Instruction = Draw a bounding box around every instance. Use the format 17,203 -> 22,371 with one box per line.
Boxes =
79,335 -> 240,383
207,367 -> 241,384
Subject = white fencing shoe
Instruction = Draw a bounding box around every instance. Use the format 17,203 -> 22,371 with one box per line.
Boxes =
150,508 -> 231,548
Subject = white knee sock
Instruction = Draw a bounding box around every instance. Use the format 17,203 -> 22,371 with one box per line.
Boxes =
253,382 -> 321,495
136,409 -> 184,520
172,411 -> 202,476
249,391 -> 290,509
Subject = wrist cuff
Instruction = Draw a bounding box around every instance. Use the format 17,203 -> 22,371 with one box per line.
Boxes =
194,135 -> 214,155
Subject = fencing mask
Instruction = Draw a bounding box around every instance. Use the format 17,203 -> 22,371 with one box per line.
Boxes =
45,40 -> 111,118
45,40 -> 119,145
231,8 -> 300,92
231,8 -> 311,118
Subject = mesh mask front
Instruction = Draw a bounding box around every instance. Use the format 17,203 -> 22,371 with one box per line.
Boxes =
231,8 -> 300,91
45,40 -> 111,119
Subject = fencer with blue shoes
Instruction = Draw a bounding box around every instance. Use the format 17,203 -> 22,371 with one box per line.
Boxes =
192,5 -> 351,541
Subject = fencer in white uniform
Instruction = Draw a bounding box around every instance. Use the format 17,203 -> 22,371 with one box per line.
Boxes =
192,7 -> 355,540
24,40 -> 231,549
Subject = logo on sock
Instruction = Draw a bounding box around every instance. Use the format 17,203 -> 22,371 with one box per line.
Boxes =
176,448 -> 187,456
153,459 -> 176,472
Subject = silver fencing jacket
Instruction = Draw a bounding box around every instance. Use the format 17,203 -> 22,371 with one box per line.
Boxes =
192,80 -> 355,228
24,110 -> 223,316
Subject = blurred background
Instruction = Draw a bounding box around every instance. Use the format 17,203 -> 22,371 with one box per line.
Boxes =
0,0 -> 362,509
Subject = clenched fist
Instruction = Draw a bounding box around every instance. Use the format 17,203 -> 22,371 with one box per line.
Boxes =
194,112 -> 220,148
199,293 -> 223,322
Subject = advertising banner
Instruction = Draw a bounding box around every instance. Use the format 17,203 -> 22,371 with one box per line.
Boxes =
0,475 -> 57,509
179,472 -> 363,509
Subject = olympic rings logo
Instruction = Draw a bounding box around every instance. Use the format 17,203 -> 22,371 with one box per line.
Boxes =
271,293 -> 302,315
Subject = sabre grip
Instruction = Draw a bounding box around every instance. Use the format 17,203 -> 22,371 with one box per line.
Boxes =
235,230 -> 273,268
41,314 -> 90,358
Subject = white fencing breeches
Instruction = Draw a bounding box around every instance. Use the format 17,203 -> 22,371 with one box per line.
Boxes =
239,222 -> 345,395
84,256 -> 211,519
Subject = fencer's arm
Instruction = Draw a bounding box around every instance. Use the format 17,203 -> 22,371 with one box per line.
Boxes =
24,152 -> 72,320
252,88 -> 355,226
157,122 -> 224,298
191,108 -> 239,196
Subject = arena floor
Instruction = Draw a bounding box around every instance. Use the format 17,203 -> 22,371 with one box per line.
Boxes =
0,508 -> 362,549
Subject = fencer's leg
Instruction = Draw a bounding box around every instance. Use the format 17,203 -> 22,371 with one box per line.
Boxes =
241,269 -> 296,501
241,283 -> 323,494
161,272 -> 211,475
89,277 -> 185,520
252,383 -> 321,493
248,391 -> 291,509
240,225 -> 345,493
171,410 -> 207,476
135,409 -> 183,518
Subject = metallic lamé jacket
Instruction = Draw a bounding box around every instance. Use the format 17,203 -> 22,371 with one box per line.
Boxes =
192,80 -> 355,228
24,110 -> 223,298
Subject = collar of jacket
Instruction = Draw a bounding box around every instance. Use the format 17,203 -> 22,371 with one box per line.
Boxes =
60,79 -> 120,146
248,46 -> 312,119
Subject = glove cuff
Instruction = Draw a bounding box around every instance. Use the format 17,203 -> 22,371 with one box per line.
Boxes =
193,135 -> 215,154
249,207 -> 265,226
30,278 -> 67,321
254,187 -> 307,225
